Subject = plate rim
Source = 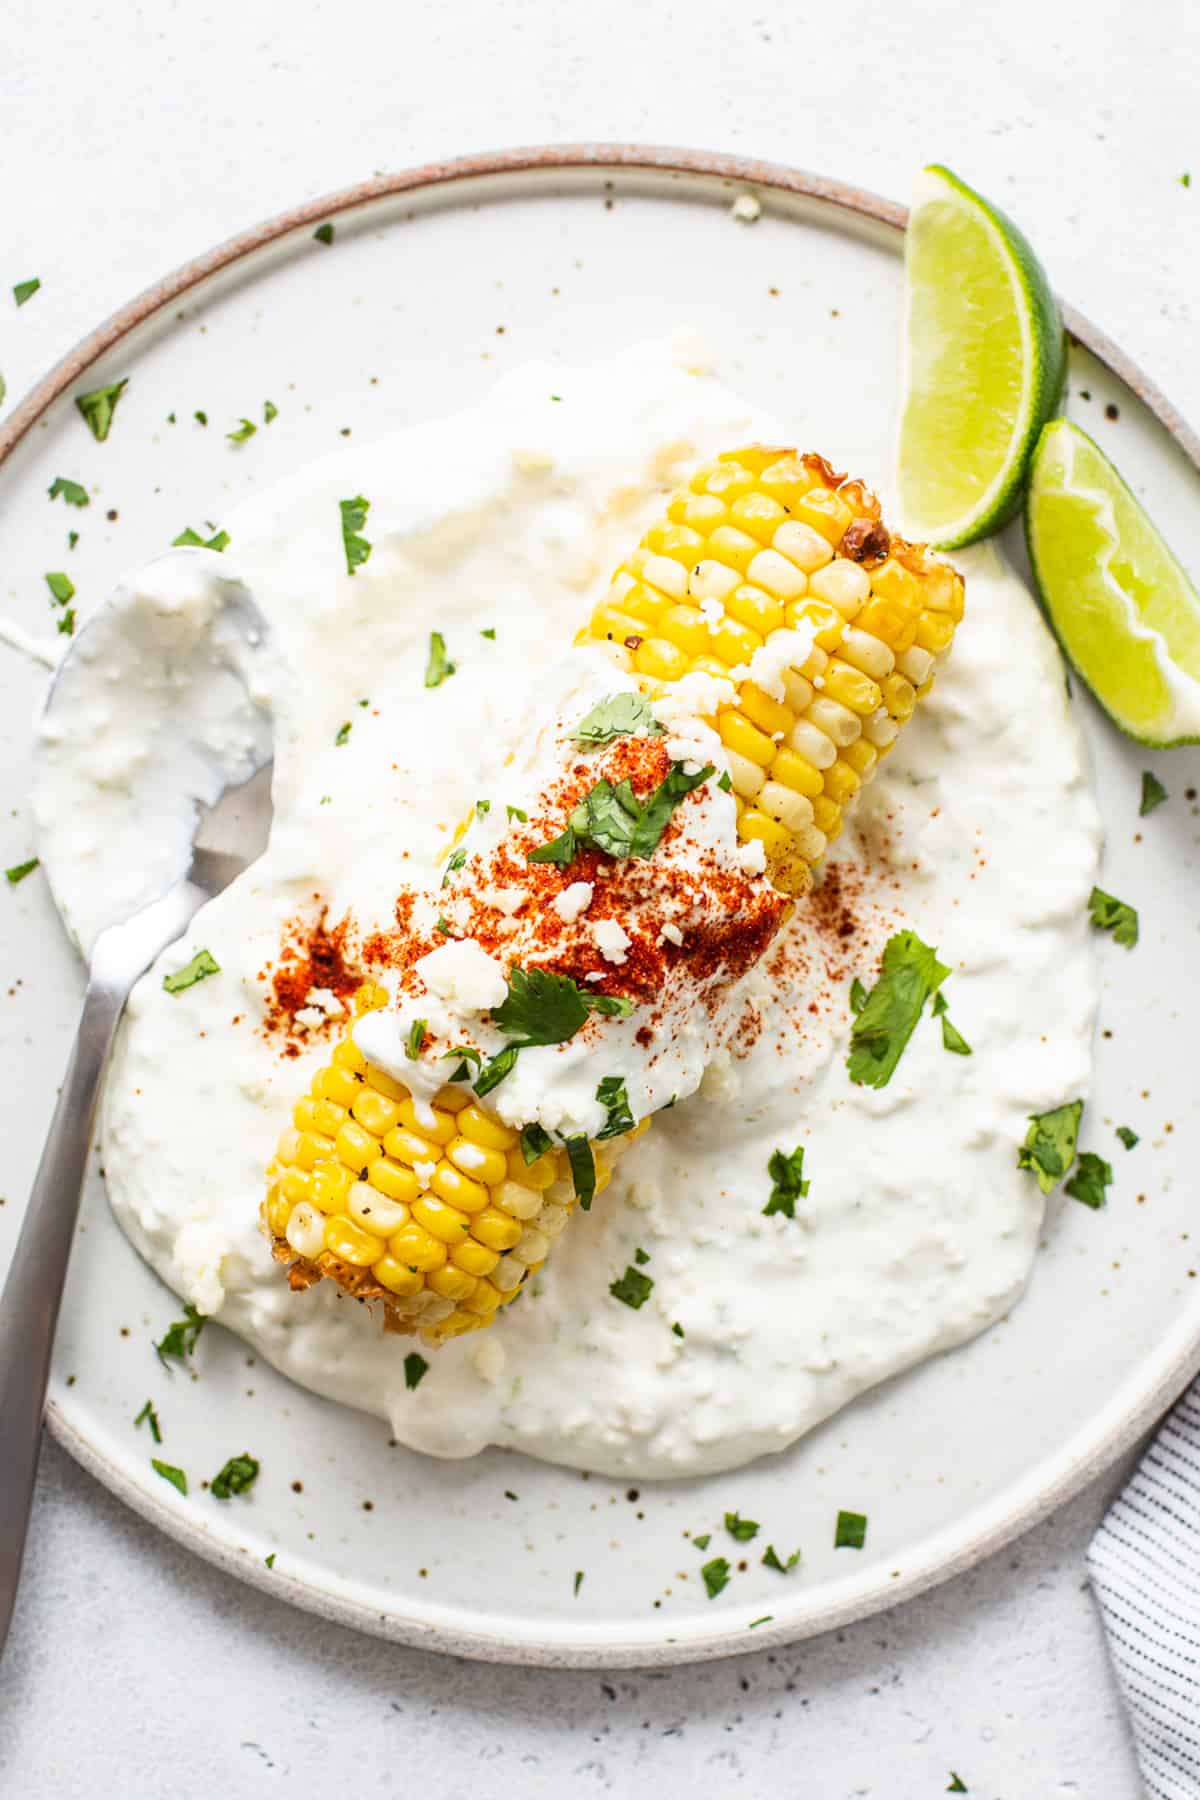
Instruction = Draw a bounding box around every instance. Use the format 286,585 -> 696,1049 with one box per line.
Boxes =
8,141 -> 1199,1668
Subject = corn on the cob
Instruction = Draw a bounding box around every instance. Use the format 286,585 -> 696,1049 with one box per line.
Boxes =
264,445 -> 963,1345
582,447 -> 963,895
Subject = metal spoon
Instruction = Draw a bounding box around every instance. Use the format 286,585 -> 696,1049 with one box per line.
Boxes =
0,567 -> 272,1655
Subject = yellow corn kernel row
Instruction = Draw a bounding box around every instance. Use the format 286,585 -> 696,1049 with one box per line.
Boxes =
580,445 -> 964,895
264,1027 -> 632,1344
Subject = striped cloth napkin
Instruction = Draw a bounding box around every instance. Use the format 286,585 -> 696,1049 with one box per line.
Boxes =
1089,1385 -> 1200,1798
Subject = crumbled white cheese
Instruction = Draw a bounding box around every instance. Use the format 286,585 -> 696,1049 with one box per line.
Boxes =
305,986 -> 345,1018
413,1158 -> 437,1191
583,970 -> 606,982
737,838 -> 767,875
552,880 -> 594,924
651,671 -> 736,727
414,937 -> 508,1011
482,885 -> 527,918
661,922 -> 684,946
472,1336 -> 507,1384
731,192 -> 762,223
698,595 -> 725,632
293,1006 -> 326,1031
592,918 -> 632,964
730,625 -> 818,701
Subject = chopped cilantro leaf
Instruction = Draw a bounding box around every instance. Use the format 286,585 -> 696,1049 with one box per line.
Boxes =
938,1006 -> 972,1056
211,1453 -> 260,1499
1089,886 -> 1138,947
481,627 -> 496,639
68,531 -> 79,549
335,721 -> 352,746
701,1557 -> 731,1598
162,949 -> 220,994
5,858 -> 39,886
527,825 -> 577,866
473,1045 -> 519,1097
442,846 -> 467,886
75,378 -> 128,441
573,1570 -> 584,1595
1182,172 -> 1192,189
475,798 -> 491,818
763,1145 -> 809,1219
338,495 -> 372,575
672,1321 -> 685,1338
424,631 -> 456,688
134,1400 -> 162,1444
762,1544 -> 801,1573
847,930 -> 949,1088
435,914 -> 451,934
849,977 -> 867,1015
572,692 -> 664,746
404,1353 -> 429,1390
151,1459 -> 188,1496
44,571 -> 75,605
634,1247 -> 650,1266
693,1533 -> 711,1550
48,476 -> 88,507
596,1074 -> 635,1140
155,1302 -> 206,1363
13,278 -> 40,306
834,1509 -> 867,1550
265,1553 -> 276,1569
567,1136 -> 597,1210
531,764 -> 715,866
947,1779 -> 968,1794
263,399 -> 278,424
1065,1150 -> 1113,1210
506,805 -> 527,823
493,966 -> 605,1046
748,1615 -> 773,1628
443,1045 -> 481,1082
173,525 -> 230,550
56,609 -> 76,636
406,1019 -> 427,1059
227,417 -> 256,443
1116,1126 -> 1139,1150
609,1262 -> 653,1308
194,410 -> 208,426
1140,771 -> 1168,816
724,1511 -> 759,1542
314,222 -> 335,244
1017,1101 -> 1083,1194
520,1123 -> 553,1164
717,770 -> 733,792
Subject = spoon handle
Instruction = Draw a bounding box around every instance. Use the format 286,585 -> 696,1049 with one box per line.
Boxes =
0,975 -> 127,1656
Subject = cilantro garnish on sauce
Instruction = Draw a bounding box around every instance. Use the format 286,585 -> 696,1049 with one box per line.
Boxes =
520,1122 -> 553,1164
162,949 -> 220,995
701,1557 -> 731,1598
834,1509 -> 868,1550
13,278 -> 40,306
595,1075 -> 635,1140
173,526 -> 230,551
48,476 -> 88,507
226,417 -> 257,444
1017,1101 -> 1083,1193
724,1512 -> 759,1542
847,931 -> 949,1088
763,1146 -> 809,1219
931,990 -> 972,1056
762,1544 -> 801,1574
313,222 -> 335,245
151,1459 -> 188,1496
530,764 -> 715,866
155,1303 -> 206,1364
1140,771 -> 1168,816
566,1136 -> 597,1210
6,858 -> 39,886
473,970 -> 632,1099
609,1263 -> 653,1307
134,1400 -> 162,1443
1116,1126 -> 1139,1150
1065,1150 -> 1113,1210
1088,886 -> 1138,948
75,378 -> 128,441
44,572 -> 75,606
211,1453 -> 260,1499
338,495 -> 372,575
424,631 -> 456,689
571,692 -> 664,746
404,1353 -> 429,1391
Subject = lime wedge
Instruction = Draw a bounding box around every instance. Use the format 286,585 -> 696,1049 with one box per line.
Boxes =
1026,419 -> 1200,745
898,164 -> 1065,549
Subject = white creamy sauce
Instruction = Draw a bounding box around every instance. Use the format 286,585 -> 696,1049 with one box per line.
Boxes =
35,344 -> 1102,1479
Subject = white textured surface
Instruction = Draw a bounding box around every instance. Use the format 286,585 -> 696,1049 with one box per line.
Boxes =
4,0 -> 1195,1790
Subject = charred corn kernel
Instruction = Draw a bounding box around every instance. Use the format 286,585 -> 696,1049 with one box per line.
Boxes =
746,548 -> 807,599
270,445 -> 963,1343
719,709 -> 775,767
634,638 -> 689,683
726,748 -> 767,798
806,695 -> 861,747
371,1255 -> 425,1298
285,1200 -> 325,1259
447,1136 -> 509,1186
822,659 -> 882,715
428,1263 -> 478,1303
351,1088 -> 402,1138
367,1157 -> 420,1205
658,604 -> 711,659
770,746 -> 825,798
472,1206 -> 524,1252
880,672 -> 917,720
738,682 -> 794,738
808,559 -> 871,615
759,781 -> 815,833
726,584 -> 785,637
839,626 -> 895,681
389,1221 -> 446,1271
843,737 -> 879,779
710,617 -> 763,666
324,1215 -> 383,1266
412,1194 -> 471,1244
450,1238 -> 501,1277
824,759 -> 861,806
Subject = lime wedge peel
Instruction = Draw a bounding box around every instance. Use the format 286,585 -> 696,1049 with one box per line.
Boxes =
1026,419 -> 1200,746
898,164 -> 1066,551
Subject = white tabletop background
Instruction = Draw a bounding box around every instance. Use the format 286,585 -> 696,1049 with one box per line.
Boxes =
3,0 -> 1195,1792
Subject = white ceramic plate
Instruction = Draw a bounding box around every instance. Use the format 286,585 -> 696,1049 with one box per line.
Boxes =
3,148 -> 1200,1669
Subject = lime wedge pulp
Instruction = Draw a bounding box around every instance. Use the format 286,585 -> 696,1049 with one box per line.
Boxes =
1026,419 -> 1200,745
898,164 -> 1065,549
